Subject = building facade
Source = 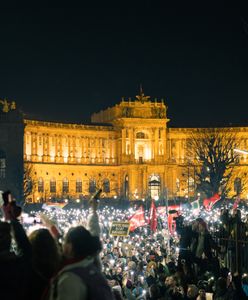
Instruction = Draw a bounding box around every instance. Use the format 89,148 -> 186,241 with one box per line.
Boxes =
23,92 -> 248,203
0,100 -> 24,201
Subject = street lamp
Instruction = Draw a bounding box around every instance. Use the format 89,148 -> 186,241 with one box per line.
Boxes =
234,149 -> 248,155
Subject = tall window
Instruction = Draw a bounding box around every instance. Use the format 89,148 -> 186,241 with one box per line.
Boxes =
63,178 -> 69,194
27,177 -> 33,194
89,179 -> 96,193
38,177 -> 44,193
50,178 -> 56,193
149,175 -> 160,199
0,150 -> 6,178
76,178 -> 82,193
187,177 -> 195,193
103,179 -> 110,193
176,178 -> 180,192
124,175 -> 129,198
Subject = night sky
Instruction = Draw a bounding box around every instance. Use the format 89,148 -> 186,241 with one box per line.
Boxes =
0,2 -> 248,127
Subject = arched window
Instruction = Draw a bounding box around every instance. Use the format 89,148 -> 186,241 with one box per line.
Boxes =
38,177 -> 44,193
50,178 -> 56,193
136,132 -> 145,139
76,178 -> 82,193
0,150 -> 6,178
103,179 -> 110,193
63,178 -> 69,194
89,179 -> 96,193
234,177 -> 242,194
149,175 -> 161,199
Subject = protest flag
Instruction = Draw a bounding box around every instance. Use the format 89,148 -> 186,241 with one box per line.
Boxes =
129,206 -> 146,232
191,199 -> 200,215
149,200 -> 157,232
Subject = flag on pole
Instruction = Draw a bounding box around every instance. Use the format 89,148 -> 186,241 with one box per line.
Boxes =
203,193 -> 221,211
233,194 -> 241,210
129,206 -> 146,232
149,200 -> 157,232
191,199 -> 200,215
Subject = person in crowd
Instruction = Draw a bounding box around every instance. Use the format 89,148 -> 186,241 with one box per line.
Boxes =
48,225 -> 114,300
2,190 -> 22,221
195,219 -> 218,276
187,284 -> 199,300
48,194 -> 115,300
0,219 -> 32,300
28,228 -> 61,299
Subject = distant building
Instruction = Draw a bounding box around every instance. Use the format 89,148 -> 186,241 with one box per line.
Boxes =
0,100 -> 24,201
4,91 -> 247,203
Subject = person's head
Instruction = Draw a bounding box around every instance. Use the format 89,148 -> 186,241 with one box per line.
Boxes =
0,222 -> 11,251
63,226 -> 102,259
149,284 -> 160,298
29,228 -> 60,277
215,277 -> 227,292
197,289 -> 206,300
198,220 -> 208,233
192,219 -> 200,231
165,275 -> 177,288
187,284 -> 199,299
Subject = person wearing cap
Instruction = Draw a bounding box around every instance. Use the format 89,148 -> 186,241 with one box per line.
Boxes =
48,194 -> 114,300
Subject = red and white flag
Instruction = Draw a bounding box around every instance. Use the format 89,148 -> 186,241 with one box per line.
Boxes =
149,200 -> 157,232
233,194 -> 241,210
129,206 -> 146,232
203,193 -> 221,211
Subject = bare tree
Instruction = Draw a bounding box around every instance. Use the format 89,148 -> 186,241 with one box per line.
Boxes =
186,128 -> 240,198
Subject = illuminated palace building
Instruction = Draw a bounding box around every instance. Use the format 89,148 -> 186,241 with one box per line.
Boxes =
2,91 -> 248,202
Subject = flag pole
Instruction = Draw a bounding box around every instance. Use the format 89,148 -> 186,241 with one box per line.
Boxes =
164,188 -> 170,255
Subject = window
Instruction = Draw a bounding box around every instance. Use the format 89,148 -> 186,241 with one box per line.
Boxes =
136,132 -> 145,139
0,150 -> 6,178
103,179 -> 110,193
76,178 -> 82,193
89,179 -> 96,193
149,175 -> 161,199
63,178 -> 69,194
187,177 -> 195,192
50,178 -> 56,193
27,177 -> 33,194
38,177 -> 44,193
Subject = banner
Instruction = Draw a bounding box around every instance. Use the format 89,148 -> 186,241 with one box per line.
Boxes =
110,221 -> 130,236
42,202 -> 67,210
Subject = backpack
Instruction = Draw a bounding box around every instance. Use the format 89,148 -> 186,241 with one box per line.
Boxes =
57,263 -> 115,300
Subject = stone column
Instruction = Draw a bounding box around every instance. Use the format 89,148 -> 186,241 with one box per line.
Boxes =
129,129 -> 134,161
154,128 -> 159,160
121,129 -> 125,154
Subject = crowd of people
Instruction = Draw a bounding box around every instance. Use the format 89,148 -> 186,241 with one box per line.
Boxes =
1,189 -> 248,300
